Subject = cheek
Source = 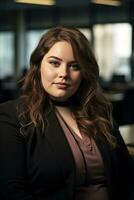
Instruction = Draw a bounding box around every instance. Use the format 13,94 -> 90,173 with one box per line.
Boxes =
41,67 -> 55,85
72,73 -> 82,87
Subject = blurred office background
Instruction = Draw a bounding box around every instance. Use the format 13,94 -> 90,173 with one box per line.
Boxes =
0,0 -> 134,149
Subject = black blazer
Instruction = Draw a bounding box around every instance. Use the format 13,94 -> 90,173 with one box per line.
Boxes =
0,98 -> 133,200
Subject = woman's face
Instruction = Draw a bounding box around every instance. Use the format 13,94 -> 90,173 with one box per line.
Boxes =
40,41 -> 82,101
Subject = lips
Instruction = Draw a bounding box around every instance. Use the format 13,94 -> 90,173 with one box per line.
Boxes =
54,82 -> 70,89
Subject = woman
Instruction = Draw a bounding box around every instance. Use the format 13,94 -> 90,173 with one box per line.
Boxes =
0,27 -> 133,200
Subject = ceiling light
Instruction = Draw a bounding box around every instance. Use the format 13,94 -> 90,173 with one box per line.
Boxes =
15,0 -> 55,6
91,0 -> 121,6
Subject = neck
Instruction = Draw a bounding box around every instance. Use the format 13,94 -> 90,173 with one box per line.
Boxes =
50,97 -> 75,107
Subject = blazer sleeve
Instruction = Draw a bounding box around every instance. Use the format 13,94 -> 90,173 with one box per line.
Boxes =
113,124 -> 134,200
0,100 -> 34,200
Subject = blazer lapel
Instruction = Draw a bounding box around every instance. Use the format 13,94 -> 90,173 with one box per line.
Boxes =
44,109 -> 76,184
96,136 -> 113,199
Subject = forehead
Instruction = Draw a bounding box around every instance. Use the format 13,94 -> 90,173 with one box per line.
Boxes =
45,41 -> 75,60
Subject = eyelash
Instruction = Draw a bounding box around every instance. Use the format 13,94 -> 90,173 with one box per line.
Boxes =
49,60 -> 59,67
49,60 -> 80,70
69,64 -> 80,70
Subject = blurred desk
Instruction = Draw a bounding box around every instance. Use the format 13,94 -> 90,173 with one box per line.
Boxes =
105,92 -> 124,101
104,89 -> 134,126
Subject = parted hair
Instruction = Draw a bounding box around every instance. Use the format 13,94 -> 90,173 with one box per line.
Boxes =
20,27 -> 116,148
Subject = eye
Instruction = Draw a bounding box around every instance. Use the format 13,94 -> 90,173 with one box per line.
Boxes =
49,60 -> 60,67
69,63 -> 80,71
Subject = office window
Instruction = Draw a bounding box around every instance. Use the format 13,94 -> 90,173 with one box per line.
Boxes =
79,28 -> 91,41
26,30 -> 47,66
0,32 -> 14,78
93,23 -> 132,82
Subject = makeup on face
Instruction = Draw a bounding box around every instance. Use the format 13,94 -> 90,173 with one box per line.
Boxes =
40,41 -> 82,101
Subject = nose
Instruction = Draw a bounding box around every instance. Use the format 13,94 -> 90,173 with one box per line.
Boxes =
58,65 -> 69,79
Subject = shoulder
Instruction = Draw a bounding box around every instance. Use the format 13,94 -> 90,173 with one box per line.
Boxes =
112,123 -> 125,145
0,98 -> 21,125
111,123 -> 131,162
0,98 -> 21,110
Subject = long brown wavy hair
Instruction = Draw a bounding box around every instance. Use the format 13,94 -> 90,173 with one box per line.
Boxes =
20,27 -> 116,148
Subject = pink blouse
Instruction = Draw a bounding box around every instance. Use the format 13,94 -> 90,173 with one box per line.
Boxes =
56,110 -> 109,200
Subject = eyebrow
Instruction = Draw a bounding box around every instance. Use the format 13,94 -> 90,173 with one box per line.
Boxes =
47,56 -> 77,63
